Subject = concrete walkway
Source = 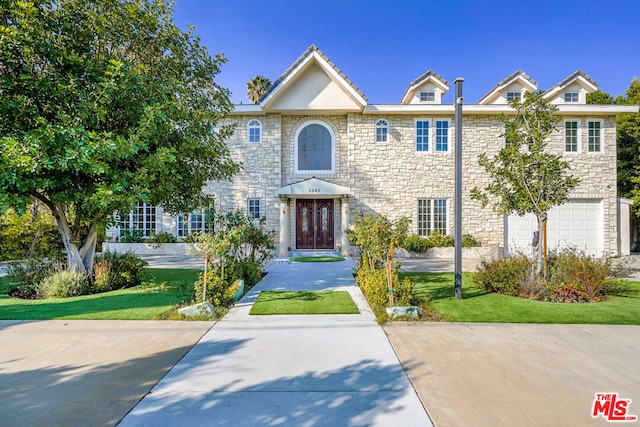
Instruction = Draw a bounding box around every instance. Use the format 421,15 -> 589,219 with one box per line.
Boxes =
118,258 -> 433,426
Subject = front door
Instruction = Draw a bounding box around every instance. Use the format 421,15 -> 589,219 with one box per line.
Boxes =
295,199 -> 334,250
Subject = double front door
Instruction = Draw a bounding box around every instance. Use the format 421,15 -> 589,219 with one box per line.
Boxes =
295,199 -> 334,250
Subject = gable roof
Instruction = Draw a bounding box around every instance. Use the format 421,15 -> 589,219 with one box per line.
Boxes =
259,45 -> 367,111
477,70 -> 538,104
400,70 -> 449,104
543,70 -> 598,100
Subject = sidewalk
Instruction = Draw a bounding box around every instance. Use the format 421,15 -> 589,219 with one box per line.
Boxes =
118,258 -> 433,426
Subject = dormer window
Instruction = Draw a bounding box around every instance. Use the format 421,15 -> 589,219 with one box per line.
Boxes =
564,92 -> 579,103
420,91 -> 435,102
506,91 -> 521,102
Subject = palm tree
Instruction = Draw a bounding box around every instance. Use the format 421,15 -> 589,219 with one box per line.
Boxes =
246,75 -> 271,104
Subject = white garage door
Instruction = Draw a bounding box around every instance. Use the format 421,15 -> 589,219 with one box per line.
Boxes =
506,200 -> 603,257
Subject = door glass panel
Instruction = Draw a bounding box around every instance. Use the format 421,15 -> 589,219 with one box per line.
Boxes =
302,207 -> 308,232
322,207 -> 328,231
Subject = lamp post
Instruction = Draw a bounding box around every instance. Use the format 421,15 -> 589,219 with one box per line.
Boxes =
454,77 -> 464,300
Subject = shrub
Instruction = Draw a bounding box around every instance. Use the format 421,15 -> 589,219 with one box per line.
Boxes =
547,284 -> 588,303
426,231 -> 455,247
473,256 -> 533,297
0,206 -> 64,261
403,234 -> 431,253
37,270 -> 88,299
8,257 -> 66,288
92,251 -> 148,292
547,249 -> 619,301
462,233 -> 480,247
148,231 -> 177,244
355,262 -> 415,320
118,229 -> 144,243
193,269 -> 239,307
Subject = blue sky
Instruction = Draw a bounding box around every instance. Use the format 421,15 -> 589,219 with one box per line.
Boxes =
172,0 -> 640,105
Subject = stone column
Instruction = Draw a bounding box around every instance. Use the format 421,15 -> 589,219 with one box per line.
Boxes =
279,195 -> 289,257
340,195 -> 350,257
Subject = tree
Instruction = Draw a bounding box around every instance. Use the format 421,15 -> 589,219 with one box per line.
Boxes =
0,0 -> 239,275
246,75 -> 271,104
471,91 -> 580,278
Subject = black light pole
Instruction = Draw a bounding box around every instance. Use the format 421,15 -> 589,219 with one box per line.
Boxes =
454,77 -> 464,300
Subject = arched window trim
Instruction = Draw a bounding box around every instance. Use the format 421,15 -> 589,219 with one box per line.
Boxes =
294,120 -> 336,174
247,119 -> 262,143
375,118 -> 389,143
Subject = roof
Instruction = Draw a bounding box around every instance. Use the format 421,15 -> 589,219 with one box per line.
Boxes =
477,70 -> 538,104
543,70 -> 599,100
400,70 -> 450,104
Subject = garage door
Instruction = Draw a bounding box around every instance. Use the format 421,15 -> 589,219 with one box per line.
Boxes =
506,200 -> 603,257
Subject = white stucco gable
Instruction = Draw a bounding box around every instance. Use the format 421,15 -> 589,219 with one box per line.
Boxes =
477,70 -> 538,105
400,70 -> 450,104
543,70 -> 598,104
260,45 -> 367,113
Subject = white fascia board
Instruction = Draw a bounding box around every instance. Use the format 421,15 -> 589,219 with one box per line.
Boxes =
229,105 -> 264,115
365,104 -> 638,115
365,104 -> 456,114
555,104 -> 639,115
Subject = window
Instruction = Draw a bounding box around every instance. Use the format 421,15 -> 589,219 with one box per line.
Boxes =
416,119 -> 450,152
417,199 -> 448,237
564,92 -> 579,103
295,121 -> 334,173
588,120 -> 602,152
119,202 -> 156,238
416,120 -> 429,151
247,119 -> 262,143
420,91 -> 435,102
506,91 -> 521,102
177,209 -> 213,238
248,198 -> 261,219
564,120 -> 580,152
435,120 -> 449,151
375,119 -> 389,143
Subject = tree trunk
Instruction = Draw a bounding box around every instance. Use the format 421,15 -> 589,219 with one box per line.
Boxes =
386,250 -> 394,307
536,213 -> 548,279
49,201 -> 97,276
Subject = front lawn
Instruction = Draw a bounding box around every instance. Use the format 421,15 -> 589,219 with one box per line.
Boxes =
404,272 -> 640,324
249,290 -> 359,315
0,268 -> 201,320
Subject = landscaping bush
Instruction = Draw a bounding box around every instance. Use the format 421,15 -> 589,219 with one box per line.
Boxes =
462,233 -> 480,247
0,206 -> 64,261
37,270 -> 88,299
193,269 -> 239,307
148,231 -> 178,244
547,249 -> 621,302
8,257 -> 66,288
473,255 -> 533,297
118,229 -> 144,243
403,234 -> 431,253
92,251 -> 148,292
355,263 -> 414,319
402,232 -> 479,253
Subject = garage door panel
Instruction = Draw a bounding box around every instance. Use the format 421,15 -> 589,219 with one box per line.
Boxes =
507,200 -> 602,257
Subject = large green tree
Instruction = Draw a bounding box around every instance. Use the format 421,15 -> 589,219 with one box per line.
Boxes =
0,0 -> 239,274
471,91 -> 580,277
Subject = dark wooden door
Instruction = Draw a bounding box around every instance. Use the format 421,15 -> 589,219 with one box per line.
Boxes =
296,200 -> 314,249
295,199 -> 334,250
315,199 -> 334,249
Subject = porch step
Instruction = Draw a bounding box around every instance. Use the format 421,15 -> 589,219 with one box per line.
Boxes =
288,250 -> 341,258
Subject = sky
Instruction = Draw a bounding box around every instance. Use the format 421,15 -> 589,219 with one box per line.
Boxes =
172,0 -> 640,105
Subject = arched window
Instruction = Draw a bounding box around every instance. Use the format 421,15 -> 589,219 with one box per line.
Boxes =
295,121 -> 334,173
375,119 -> 389,143
247,119 -> 262,143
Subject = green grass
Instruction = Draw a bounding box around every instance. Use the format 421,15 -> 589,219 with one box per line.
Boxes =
404,272 -> 640,324
0,268 -> 201,320
290,256 -> 345,262
249,290 -> 359,315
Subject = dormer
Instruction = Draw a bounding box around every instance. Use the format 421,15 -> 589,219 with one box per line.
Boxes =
400,70 -> 449,104
543,70 -> 598,105
477,70 -> 538,105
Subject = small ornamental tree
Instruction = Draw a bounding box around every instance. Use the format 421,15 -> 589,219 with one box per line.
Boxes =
471,91 -> 580,278
0,0 -> 239,275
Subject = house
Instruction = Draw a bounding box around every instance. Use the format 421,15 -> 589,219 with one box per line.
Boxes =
107,45 -> 638,258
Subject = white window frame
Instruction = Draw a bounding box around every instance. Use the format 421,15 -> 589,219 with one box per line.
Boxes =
564,92 -> 580,103
375,118 -> 389,143
415,118 -> 451,153
294,120 -> 336,174
118,202 -> 156,238
248,198 -> 261,219
587,119 -> 604,153
506,91 -> 522,102
419,91 -> 436,102
247,119 -> 262,143
417,198 -> 448,237
177,209 -> 213,238
564,119 -> 581,153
